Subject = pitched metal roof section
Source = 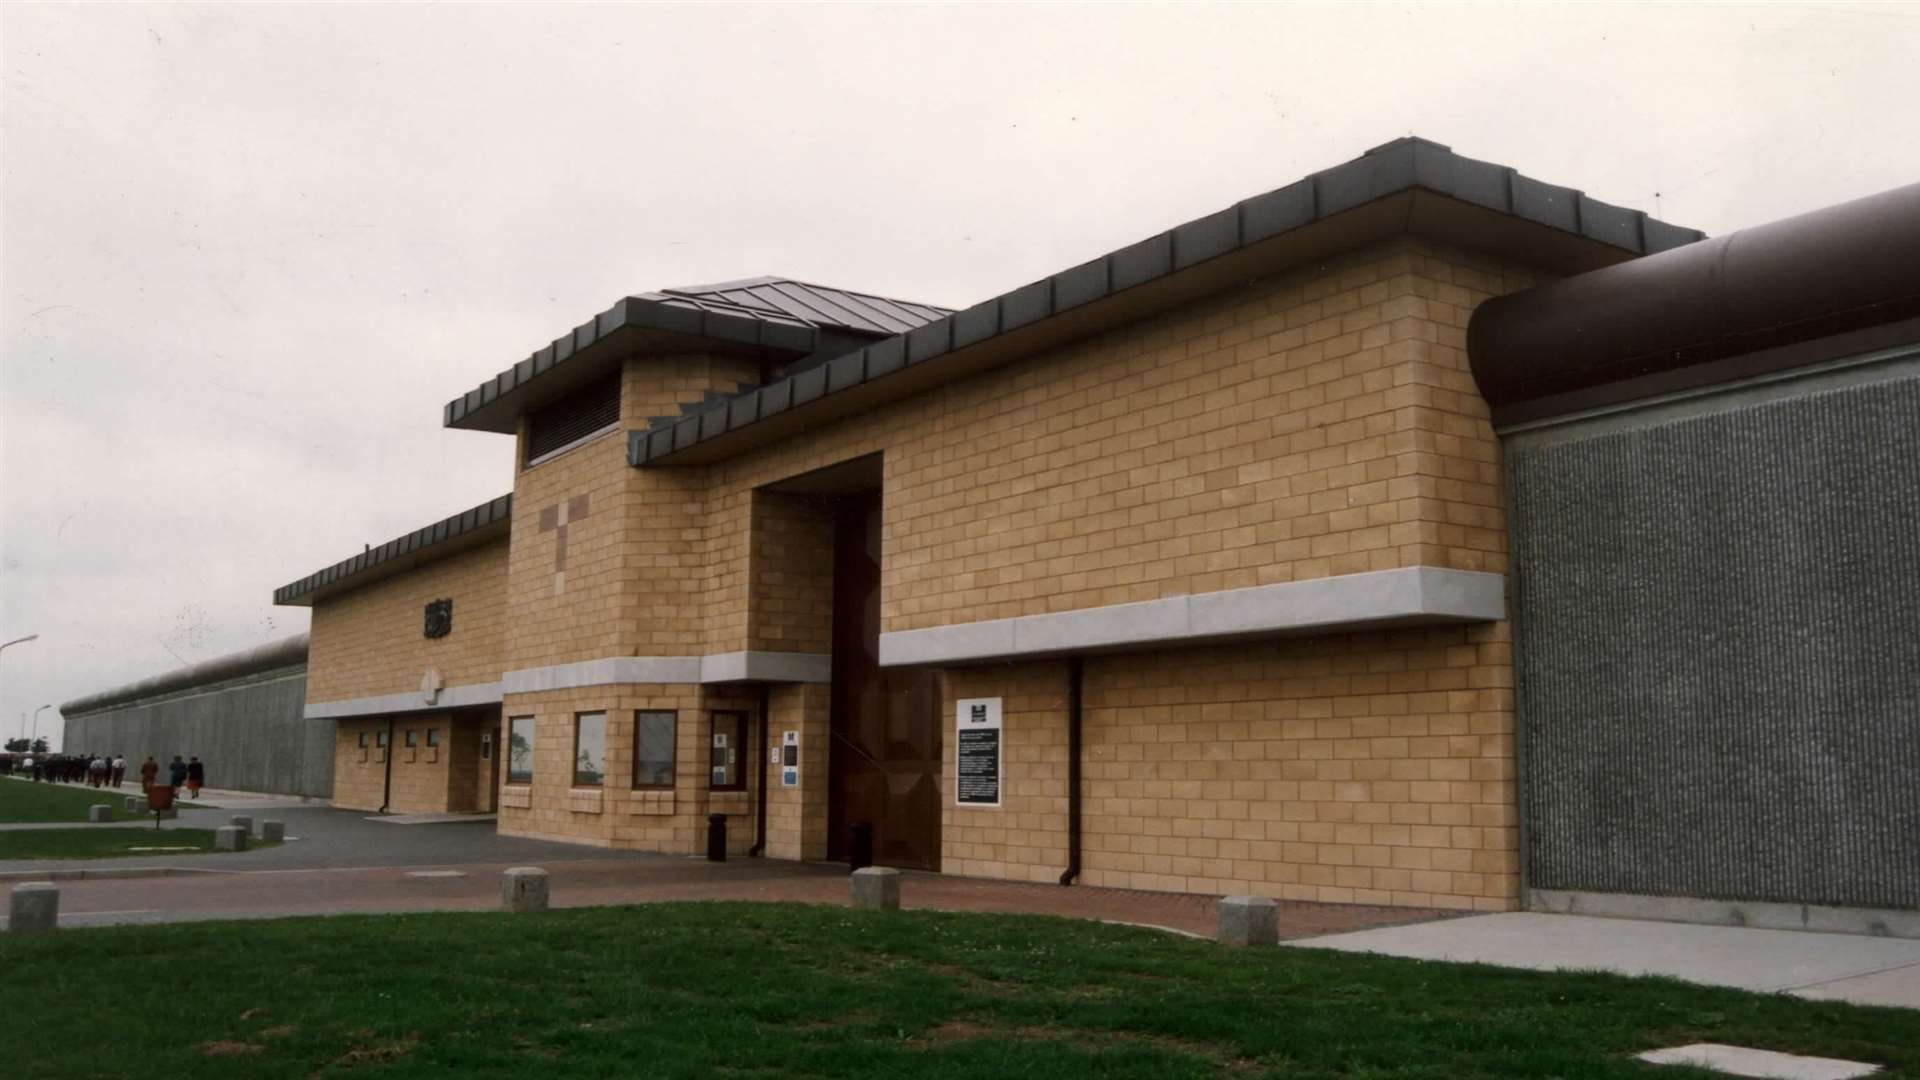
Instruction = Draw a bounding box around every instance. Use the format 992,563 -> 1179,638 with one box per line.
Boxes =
61,633 -> 310,717
632,137 -> 1706,468
660,277 -> 952,337
442,280 -> 950,435
272,494 -> 513,608
1468,181 -> 1920,426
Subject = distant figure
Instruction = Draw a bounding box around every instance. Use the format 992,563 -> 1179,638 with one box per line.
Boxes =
111,754 -> 127,788
139,756 -> 159,790
168,755 -> 188,796
186,756 -> 205,799
25,755 -> 38,781
88,754 -> 106,788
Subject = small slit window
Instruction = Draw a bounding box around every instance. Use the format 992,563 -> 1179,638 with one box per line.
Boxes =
525,373 -> 621,464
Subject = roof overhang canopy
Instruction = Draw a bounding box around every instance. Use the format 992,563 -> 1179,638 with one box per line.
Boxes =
632,137 -> 1705,467
274,494 -> 512,608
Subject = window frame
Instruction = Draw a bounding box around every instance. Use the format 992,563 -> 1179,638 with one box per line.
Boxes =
426,727 -> 440,748
357,732 -> 369,749
376,729 -> 389,748
632,710 -> 677,790
709,710 -> 747,792
572,711 -> 608,789
506,715 -> 535,785
404,729 -> 419,748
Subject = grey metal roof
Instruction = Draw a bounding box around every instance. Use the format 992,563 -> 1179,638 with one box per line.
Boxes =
61,633 -> 310,717
657,277 -> 952,337
442,280 -> 950,434
273,494 -> 512,607
631,137 -> 1708,468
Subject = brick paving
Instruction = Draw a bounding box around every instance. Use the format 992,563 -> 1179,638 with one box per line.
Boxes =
10,846 -> 1451,939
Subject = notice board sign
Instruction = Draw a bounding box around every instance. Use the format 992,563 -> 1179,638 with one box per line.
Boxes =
955,697 -> 1003,807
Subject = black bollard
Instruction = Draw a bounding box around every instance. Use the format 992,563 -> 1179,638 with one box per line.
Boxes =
848,821 -> 874,873
706,814 -> 727,862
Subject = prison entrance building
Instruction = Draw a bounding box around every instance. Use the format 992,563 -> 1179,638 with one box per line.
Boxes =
258,138 -> 1920,923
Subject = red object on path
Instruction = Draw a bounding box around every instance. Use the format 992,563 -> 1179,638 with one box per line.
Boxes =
146,784 -> 174,811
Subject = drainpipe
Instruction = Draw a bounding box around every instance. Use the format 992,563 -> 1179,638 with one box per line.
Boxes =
1058,656 -> 1082,886
748,683 -> 770,857
378,717 -> 396,814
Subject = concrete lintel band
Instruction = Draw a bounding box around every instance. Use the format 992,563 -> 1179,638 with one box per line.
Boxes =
877,567 -> 1506,668
303,680 -> 503,721
497,651 -> 834,697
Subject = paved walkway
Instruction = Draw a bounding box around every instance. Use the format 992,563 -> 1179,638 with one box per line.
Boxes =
1287,911 -> 1920,1010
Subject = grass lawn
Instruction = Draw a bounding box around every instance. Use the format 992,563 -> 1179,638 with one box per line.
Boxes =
0,826 -> 280,860
1,903 -> 1913,1079
0,778 -> 218,822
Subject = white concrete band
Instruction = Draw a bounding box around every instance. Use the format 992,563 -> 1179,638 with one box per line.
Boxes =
877,567 -> 1506,667
496,651 -> 834,696
304,680 -> 502,720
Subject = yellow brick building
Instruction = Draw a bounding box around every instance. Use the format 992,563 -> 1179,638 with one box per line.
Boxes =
273,138 -> 1700,910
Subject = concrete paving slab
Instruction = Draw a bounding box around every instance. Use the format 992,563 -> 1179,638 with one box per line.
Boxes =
1790,961 -> 1920,1010
1638,1043 -> 1880,1079
1286,912 -> 1920,1007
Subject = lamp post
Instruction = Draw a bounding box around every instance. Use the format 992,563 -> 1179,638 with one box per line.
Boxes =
31,704 -> 52,751
1,634 -> 38,744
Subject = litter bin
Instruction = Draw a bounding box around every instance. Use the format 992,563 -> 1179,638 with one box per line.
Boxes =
145,784 -> 175,829
848,821 -> 874,873
706,814 -> 727,862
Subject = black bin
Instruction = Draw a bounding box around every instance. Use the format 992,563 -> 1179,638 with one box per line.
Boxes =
706,814 -> 727,862
847,821 -> 874,873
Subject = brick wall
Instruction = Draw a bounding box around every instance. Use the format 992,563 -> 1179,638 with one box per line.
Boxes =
331,718 -> 387,812
763,682 -> 829,861
495,683 -> 763,851
307,540 -> 508,704
697,238 -> 1529,646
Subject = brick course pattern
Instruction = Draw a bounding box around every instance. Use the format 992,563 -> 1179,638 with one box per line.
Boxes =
307,540 -> 509,703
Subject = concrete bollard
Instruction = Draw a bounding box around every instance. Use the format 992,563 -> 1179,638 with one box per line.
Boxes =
214,825 -> 249,852
127,796 -> 148,814
9,882 -> 59,933
87,805 -> 112,823
502,867 -> 550,913
850,866 -> 901,911
230,815 -> 254,836
259,820 -> 285,843
1217,896 -> 1279,947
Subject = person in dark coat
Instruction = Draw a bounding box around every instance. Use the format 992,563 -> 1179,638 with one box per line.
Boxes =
168,755 -> 188,795
185,756 -> 205,798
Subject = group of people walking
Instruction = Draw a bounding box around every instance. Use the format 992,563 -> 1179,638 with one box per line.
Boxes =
4,752 -> 208,797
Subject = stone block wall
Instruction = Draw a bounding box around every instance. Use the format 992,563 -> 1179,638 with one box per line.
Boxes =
307,540 -> 508,704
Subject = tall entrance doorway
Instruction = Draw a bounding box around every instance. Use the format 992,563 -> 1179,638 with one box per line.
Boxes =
827,491 -> 941,870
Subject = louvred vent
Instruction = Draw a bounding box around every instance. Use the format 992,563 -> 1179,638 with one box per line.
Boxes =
525,374 -> 620,463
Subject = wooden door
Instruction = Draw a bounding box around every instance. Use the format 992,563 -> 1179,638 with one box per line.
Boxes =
827,493 -> 940,870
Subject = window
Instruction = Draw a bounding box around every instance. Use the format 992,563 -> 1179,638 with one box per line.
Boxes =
633,711 -> 676,789
426,728 -> 440,748
573,712 -> 607,787
404,729 -> 419,748
507,716 -> 535,784
525,373 -> 620,465
357,732 -> 369,749
709,711 -> 746,791
376,729 -> 389,748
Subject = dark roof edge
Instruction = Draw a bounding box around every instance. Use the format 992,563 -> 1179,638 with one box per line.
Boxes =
633,137 -> 1703,467
1468,182 -> 1920,426
61,633 -> 311,717
443,296 -> 820,432
272,493 -> 513,608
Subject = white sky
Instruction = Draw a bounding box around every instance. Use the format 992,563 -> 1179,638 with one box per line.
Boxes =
4,2 -> 1917,749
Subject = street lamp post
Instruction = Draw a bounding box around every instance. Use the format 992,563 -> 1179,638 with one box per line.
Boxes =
1,634 -> 40,746
31,704 -> 52,751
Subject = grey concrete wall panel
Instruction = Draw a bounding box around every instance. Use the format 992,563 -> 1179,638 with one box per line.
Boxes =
1508,371 -> 1920,911
62,669 -> 331,799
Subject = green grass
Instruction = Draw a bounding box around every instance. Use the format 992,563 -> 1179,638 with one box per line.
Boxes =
1,903 -> 1913,1079
0,779 -> 217,822
0,826 -> 279,860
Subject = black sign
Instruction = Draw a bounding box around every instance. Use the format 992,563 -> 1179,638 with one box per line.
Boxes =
957,726 -> 1000,805
423,598 -> 453,638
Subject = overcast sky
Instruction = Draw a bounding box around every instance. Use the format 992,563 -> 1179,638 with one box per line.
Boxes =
4,2 -> 1916,749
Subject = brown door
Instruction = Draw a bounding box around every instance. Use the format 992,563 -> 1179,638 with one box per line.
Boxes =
828,492 -> 941,870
